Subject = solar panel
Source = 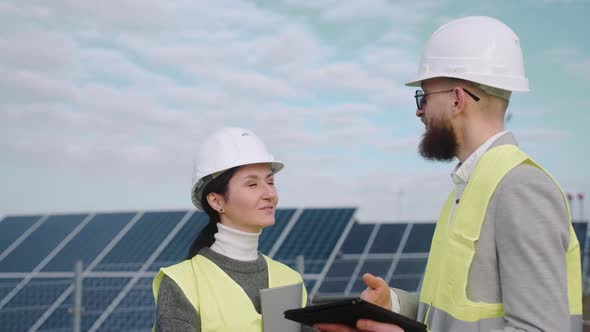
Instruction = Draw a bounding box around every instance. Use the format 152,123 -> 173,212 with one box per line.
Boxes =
38,278 -> 130,332
392,258 -> 427,277
369,224 -> 406,253
0,308 -> 47,332
340,223 -> 374,254
318,280 -> 349,294
0,215 -> 41,254
350,278 -> 368,294
99,278 -> 154,332
402,223 -> 435,253
149,212 -> 208,271
342,258 -> 395,296
0,278 -> 21,301
316,222 -> 417,297
573,222 -> 587,256
275,208 -> 355,273
93,211 -> 185,271
359,259 -> 392,279
304,279 -> 317,294
317,259 -> 359,296
388,276 -> 421,292
98,309 -> 154,332
259,208 -> 296,254
325,259 -> 358,278
0,278 -> 71,331
43,213 -> 134,272
0,214 -> 86,272
0,211 -> 586,331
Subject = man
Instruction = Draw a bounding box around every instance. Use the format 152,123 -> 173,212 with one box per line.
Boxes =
316,16 -> 582,332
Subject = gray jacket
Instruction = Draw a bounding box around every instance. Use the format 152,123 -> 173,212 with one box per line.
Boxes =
397,133 -> 581,331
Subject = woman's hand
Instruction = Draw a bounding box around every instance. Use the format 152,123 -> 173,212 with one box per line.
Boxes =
314,319 -> 404,332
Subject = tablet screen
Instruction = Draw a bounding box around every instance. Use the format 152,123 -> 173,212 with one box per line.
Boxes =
284,298 -> 427,332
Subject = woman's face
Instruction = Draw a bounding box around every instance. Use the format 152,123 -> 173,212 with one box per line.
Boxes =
219,163 -> 278,233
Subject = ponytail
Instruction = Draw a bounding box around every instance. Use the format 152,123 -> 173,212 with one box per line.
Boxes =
186,218 -> 218,259
186,166 -> 240,259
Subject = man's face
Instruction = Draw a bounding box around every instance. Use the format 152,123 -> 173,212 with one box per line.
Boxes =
416,79 -> 457,161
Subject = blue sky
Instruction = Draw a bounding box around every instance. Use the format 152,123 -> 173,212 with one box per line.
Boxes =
0,0 -> 588,221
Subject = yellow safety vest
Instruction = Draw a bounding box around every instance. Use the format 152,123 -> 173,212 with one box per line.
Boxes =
153,254 -> 307,332
419,145 -> 582,329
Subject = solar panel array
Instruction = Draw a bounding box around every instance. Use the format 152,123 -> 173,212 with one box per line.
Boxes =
0,208 -> 354,331
0,209 -> 587,332
316,223 -> 435,297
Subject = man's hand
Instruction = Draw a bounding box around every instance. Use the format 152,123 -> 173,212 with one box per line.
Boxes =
313,275 -> 402,332
359,273 -> 392,311
314,319 -> 404,332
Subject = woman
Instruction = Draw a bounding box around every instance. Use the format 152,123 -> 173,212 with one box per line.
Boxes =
152,127 -> 308,331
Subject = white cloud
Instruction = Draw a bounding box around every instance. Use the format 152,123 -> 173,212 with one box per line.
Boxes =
278,167 -> 454,221
232,24 -> 330,70
205,67 -> 297,99
362,48 -> 417,78
77,48 -> 172,88
294,0 -> 442,24
34,0 -> 286,35
0,31 -> 77,73
375,29 -> 419,46
55,0 -> 178,31
0,68 -> 77,102
319,0 -> 398,22
292,62 -> 395,93
278,0 -> 339,12
1,0 -> 585,222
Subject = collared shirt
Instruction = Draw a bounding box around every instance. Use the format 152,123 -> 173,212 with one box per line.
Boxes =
451,131 -> 508,204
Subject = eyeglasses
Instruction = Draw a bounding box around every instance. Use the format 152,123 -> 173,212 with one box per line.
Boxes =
414,88 -> 480,110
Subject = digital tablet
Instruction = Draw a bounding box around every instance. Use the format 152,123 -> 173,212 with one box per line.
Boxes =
284,298 -> 427,332
260,283 -> 303,332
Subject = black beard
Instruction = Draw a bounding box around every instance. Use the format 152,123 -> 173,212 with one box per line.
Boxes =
418,118 -> 457,161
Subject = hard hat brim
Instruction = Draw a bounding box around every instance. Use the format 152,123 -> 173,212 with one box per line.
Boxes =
191,160 -> 284,211
404,73 -> 530,92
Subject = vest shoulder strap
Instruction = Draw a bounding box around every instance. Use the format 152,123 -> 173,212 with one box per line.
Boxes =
153,259 -> 200,312
263,255 -> 307,305
454,145 -> 529,240
264,256 -> 300,282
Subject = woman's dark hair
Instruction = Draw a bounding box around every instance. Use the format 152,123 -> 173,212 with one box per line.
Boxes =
186,166 -> 240,259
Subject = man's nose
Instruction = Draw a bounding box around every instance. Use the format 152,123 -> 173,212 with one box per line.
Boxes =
416,108 -> 425,118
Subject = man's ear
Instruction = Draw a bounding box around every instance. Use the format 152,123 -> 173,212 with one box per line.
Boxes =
451,87 -> 467,115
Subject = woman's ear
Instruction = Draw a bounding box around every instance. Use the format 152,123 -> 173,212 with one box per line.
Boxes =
206,193 -> 224,213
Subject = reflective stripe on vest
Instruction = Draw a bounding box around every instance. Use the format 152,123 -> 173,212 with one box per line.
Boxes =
419,145 -> 582,330
417,303 -> 582,332
152,254 -> 307,332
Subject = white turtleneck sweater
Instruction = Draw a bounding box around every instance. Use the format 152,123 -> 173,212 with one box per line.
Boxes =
210,222 -> 261,261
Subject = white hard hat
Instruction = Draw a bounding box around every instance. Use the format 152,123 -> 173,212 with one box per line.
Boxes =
191,127 -> 284,210
405,16 -> 529,93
